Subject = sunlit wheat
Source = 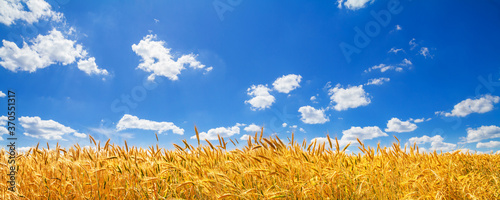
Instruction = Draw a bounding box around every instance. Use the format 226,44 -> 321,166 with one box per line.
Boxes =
1,127 -> 499,199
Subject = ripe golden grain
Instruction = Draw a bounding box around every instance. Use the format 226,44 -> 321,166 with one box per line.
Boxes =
1,127 -> 499,199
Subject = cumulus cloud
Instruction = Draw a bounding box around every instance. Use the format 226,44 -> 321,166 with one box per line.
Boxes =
190,123 -> 244,141
0,0 -> 62,26
18,146 -> 34,152
116,114 -> 184,135
364,64 -> 402,73
337,0 -> 375,10
311,137 -> 328,144
476,141 -> 500,149
338,126 -> 387,146
282,123 -> 287,127
437,95 -> 500,117
0,91 -> 5,98
272,74 -> 302,93
0,116 -> 7,124
245,84 -> 275,111
299,128 -> 306,133
244,124 -> 261,133
131,34 -> 207,81
0,29 -> 107,75
462,125 -> 500,143
19,116 -> 85,140
240,134 -> 251,141
365,77 -> 390,86
77,57 -> 108,75
385,118 -> 417,133
0,116 -> 9,140
298,106 -> 329,124
407,135 -> 456,152
328,84 -> 371,111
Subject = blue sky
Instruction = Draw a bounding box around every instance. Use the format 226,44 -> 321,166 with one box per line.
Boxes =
1,0 -> 500,153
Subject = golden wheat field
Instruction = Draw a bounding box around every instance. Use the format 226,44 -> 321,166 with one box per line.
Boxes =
1,128 -> 500,200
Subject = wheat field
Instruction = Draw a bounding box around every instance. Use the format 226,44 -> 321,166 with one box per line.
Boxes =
1,127 -> 499,199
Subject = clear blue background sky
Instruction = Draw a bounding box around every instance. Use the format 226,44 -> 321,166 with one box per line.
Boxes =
1,0 -> 500,153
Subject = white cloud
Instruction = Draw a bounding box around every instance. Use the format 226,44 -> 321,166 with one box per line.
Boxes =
407,135 -> 456,152
73,132 -> 87,138
298,106 -> 329,124
388,47 -> 404,54
204,66 -> 213,74
18,146 -> 33,152
328,84 -> 371,111
20,116 -> 84,140
131,34 -> 207,81
282,123 -> 287,127
399,58 -> 412,66
272,74 -> 302,93
116,114 -> 184,135
245,84 -> 275,111
244,124 -> 261,133
463,125 -> 500,143
364,64 -> 402,73
0,0 -> 62,26
0,91 -> 5,98
385,118 -> 417,133
438,95 -> 500,117
420,47 -> 432,58
240,134 -> 251,141
190,123 -> 244,141
409,38 -> 417,50
310,96 -> 318,103
299,128 -> 306,133
339,126 -> 387,146
337,0 -> 375,10
0,29 -> 82,72
77,57 -> 108,75
476,141 -> 500,149
365,77 -> 390,86
311,137 -> 328,144
395,25 -> 402,31
0,116 -> 9,140
0,29 -> 107,75
0,116 -> 7,125
413,118 -> 425,123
